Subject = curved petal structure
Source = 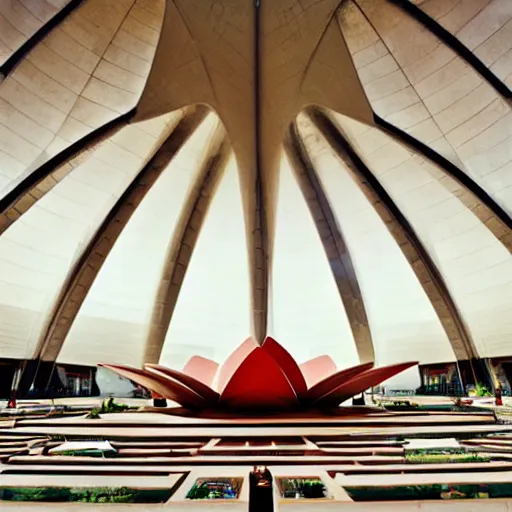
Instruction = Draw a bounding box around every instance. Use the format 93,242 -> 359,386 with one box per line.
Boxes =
100,338 -> 416,413
219,348 -> 299,410
144,364 -> 219,404
305,362 -> 374,402
262,336 -> 308,397
217,338 -> 257,393
300,356 -> 338,388
183,356 -> 219,388
313,362 -> 419,408
2,0 -> 511,403
98,363 -> 207,410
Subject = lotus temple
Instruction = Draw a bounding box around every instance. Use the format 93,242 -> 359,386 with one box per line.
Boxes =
0,0 -> 512,510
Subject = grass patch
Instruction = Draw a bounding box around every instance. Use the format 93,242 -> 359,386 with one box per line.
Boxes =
405,449 -> 489,464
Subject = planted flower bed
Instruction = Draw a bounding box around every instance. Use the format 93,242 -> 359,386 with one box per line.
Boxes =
277,477 -> 329,499
0,487 -> 173,503
186,478 -> 242,500
345,483 -> 512,501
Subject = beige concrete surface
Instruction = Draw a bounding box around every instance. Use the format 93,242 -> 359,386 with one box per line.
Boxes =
335,471 -> 512,487
11,410 -> 495,425
0,475 -> 182,489
1,499 -> 512,511
0,1 -> 72,66
281,503 -> 512,511
337,0 -> 512,362
4,423 -> 510,440
4,454 -> 406,466
1,462 -> 512,509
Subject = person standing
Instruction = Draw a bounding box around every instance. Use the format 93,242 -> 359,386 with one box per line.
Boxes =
249,466 -> 274,512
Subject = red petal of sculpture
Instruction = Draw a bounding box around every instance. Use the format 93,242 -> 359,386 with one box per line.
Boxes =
100,338 -> 418,414
262,336 -> 307,397
300,355 -> 337,388
313,362 -> 418,408
305,362 -> 374,402
217,338 -> 258,393
219,348 -> 299,410
99,364 -> 207,409
183,356 -> 219,387
145,364 -> 219,404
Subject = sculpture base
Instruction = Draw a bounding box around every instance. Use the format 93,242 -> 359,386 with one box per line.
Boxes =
138,404 -> 496,424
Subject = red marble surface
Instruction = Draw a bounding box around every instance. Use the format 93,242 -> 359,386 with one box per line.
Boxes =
217,338 -> 257,392
262,336 -> 308,397
219,347 -> 299,410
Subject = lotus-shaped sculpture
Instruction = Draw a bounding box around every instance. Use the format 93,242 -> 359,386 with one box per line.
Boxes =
99,337 -> 416,412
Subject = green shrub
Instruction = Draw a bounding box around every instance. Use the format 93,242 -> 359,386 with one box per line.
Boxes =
187,484 -> 215,500
301,481 -> 326,499
186,479 -> 240,500
99,397 -> 130,414
86,409 -> 101,419
278,478 -> 328,499
345,484 -> 497,501
475,382 -> 492,397
0,488 -> 70,502
86,397 -> 130,419
0,487 -> 172,503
